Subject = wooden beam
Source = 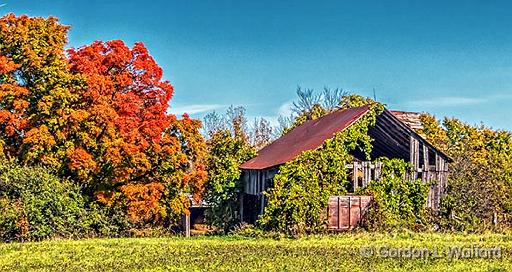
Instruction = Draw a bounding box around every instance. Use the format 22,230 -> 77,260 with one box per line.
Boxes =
240,194 -> 244,222
410,135 -> 420,179
352,161 -> 359,191
374,162 -> 382,181
185,214 -> 190,238
369,125 -> 410,160
423,144 -> 430,183
382,110 -> 451,162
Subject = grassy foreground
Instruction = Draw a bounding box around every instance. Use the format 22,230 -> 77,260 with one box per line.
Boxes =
0,233 -> 511,271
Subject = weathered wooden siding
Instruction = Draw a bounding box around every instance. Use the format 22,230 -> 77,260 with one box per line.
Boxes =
347,161 -> 383,190
242,158 -> 448,212
409,135 -> 449,210
239,108 -> 451,226
327,196 -> 372,230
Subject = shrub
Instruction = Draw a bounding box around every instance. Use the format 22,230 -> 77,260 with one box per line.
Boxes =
419,115 -> 512,231
359,158 -> 431,231
230,223 -> 265,238
0,161 -> 109,241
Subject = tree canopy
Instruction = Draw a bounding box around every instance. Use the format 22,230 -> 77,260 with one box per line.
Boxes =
0,14 -> 206,226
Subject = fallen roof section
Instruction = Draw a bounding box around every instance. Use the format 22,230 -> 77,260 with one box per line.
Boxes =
390,110 -> 423,131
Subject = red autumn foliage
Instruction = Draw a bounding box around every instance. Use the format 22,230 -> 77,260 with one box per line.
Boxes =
0,14 -> 207,226
66,41 -> 207,225
119,182 -> 166,224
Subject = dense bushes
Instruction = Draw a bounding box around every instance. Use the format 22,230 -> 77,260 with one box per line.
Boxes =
419,115 -> 512,231
0,161 -> 113,241
0,158 -> 192,241
359,158 -> 431,231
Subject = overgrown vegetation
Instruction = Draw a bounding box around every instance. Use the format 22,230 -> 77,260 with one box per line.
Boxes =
359,158 -> 431,231
203,107 -> 256,232
204,131 -> 255,232
419,115 -> 512,231
258,99 -> 384,235
0,160 -> 114,241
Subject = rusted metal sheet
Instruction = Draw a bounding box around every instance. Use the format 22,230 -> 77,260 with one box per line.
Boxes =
327,196 -> 372,230
240,106 -> 371,170
240,107 -> 451,171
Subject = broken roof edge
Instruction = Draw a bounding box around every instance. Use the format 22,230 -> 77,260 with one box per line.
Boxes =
382,109 -> 453,163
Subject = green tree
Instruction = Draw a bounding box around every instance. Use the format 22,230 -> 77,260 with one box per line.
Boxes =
203,107 -> 256,232
419,114 -> 512,231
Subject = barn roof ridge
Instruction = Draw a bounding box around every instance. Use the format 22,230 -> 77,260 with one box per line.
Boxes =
240,105 -> 451,170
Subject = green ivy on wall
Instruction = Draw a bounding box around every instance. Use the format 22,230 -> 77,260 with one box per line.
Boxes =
358,158 -> 432,231
258,103 -> 384,235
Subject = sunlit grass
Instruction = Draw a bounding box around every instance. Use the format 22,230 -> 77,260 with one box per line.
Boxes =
0,232 -> 510,271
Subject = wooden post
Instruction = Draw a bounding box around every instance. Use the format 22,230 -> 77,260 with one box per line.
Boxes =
352,161 -> 359,191
259,194 -> 265,215
422,145 -> 431,208
439,157 -> 447,208
185,214 -> 191,237
240,194 -> 244,222
409,136 -> 420,180
247,171 -> 252,194
422,145 -> 429,182
442,163 -> 448,195
434,154 -> 446,210
374,162 -> 382,181
363,162 -> 370,186
361,162 -> 366,187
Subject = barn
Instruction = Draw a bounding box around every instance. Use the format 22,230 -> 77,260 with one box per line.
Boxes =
239,105 -> 451,225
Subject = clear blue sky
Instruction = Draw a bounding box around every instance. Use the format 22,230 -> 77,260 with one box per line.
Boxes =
3,0 -> 512,130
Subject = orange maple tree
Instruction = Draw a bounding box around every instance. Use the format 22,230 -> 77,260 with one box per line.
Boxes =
0,14 -> 206,226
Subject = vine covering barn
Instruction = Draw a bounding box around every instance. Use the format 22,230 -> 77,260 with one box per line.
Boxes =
239,105 -> 451,231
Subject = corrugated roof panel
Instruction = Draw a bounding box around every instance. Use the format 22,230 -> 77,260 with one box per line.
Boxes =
240,106 -> 371,170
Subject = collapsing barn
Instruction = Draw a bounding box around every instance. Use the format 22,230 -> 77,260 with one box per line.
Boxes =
239,105 -> 451,224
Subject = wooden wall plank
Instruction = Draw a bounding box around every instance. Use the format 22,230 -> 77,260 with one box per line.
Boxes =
353,162 -> 359,191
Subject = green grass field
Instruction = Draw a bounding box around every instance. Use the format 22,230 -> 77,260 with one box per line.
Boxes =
0,233 -> 510,271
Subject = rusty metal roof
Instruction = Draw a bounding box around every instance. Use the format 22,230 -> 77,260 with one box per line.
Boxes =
240,106 -> 371,170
